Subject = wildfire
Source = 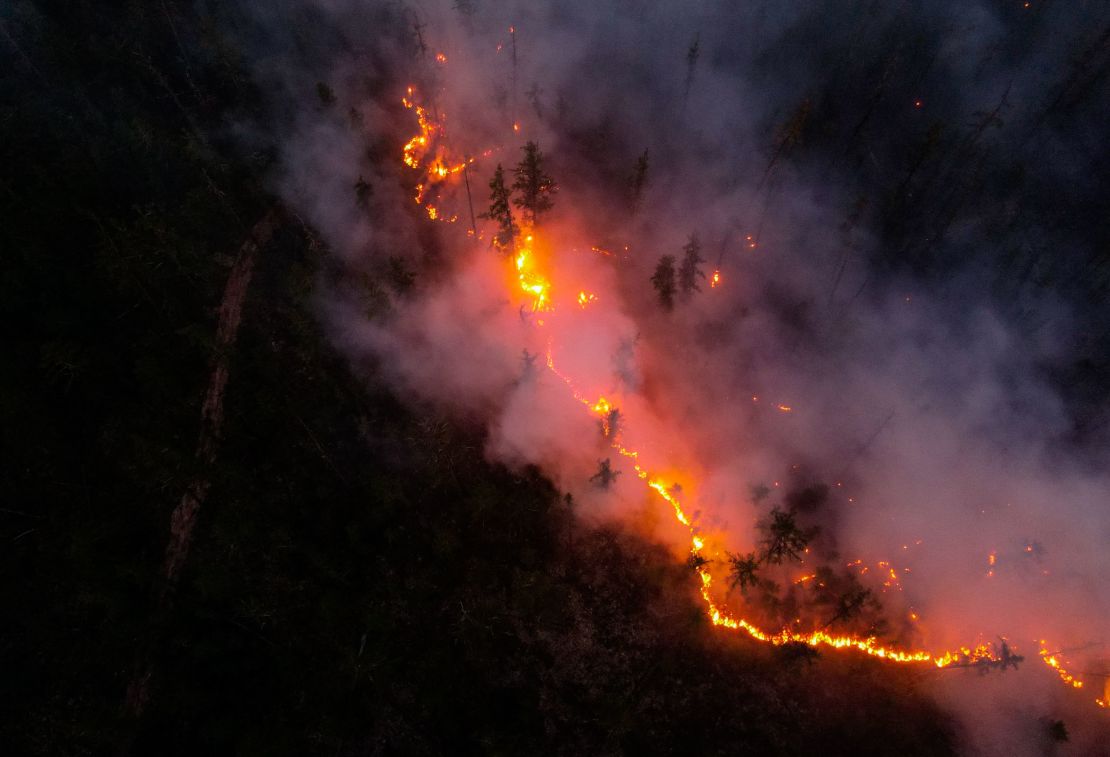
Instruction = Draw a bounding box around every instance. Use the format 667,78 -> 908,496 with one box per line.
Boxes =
513,229 -> 552,311
401,87 -> 435,169
398,72 -> 1108,715
401,86 -> 474,221
1039,644 -> 1085,689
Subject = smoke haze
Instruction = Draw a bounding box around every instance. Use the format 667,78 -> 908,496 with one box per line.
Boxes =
236,1 -> 1110,751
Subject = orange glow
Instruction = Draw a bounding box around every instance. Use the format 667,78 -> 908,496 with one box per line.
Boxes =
394,74 -> 1109,715
435,52 -> 447,63
513,229 -> 552,311
1039,644 -> 1084,689
401,87 -> 478,224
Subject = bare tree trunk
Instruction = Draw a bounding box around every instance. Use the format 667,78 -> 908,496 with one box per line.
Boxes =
120,208 -> 279,732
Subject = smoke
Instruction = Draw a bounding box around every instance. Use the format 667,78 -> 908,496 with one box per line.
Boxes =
233,0 -> 1110,750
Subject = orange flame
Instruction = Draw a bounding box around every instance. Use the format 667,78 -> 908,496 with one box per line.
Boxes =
1039,644 -> 1085,689
514,229 -> 552,311
394,74 -> 1110,714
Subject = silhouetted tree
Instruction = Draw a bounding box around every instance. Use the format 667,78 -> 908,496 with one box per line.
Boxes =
589,458 -> 620,489
520,349 -> 538,379
726,551 -> 762,593
824,585 -> 875,629
678,233 -> 705,294
687,552 -> 710,571
683,33 -> 700,108
629,149 -> 649,214
480,164 -> 517,250
651,255 -> 677,310
600,407 -> 621,439
512,141 -> 557,225
759,507 -> 816,564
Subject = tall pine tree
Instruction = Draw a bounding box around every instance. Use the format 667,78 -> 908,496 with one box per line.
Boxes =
512,141 -> 557,225
479,164 -> 518,250
678,233 -> 705,294
651,255 -> 677,311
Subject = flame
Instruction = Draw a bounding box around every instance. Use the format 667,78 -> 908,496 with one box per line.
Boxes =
1039,644 -> 1085,689
710,269 -> 721,288
435,52 -> 447,63
513,229 -> 552,311
401,88 -> 436,170
395,71 -> 1110,715
401,87 -> 477,223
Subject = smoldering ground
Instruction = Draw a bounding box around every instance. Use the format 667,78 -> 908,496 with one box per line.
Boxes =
235,0 -> 1110,752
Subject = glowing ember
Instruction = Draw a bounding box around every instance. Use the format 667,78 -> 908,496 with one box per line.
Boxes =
1039,644 -> 1085,689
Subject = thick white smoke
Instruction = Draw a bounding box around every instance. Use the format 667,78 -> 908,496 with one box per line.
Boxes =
242,0 -> 1110,751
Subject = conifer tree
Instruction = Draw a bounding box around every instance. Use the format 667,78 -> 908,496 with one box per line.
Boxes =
511,141 -> 557,225
759,507 -> 817,565
479,164 -> 517,250
629,149 -> 649,214
678,233 -> 705,294
651,255 -> 677,310
726,551 -> 762,593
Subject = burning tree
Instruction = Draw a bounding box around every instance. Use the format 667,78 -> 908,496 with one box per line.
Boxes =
480,164 -> 518,250
678,233 -> 705,294
600,406 -> 621,439
687,551 -> 710,571
651,255 -> 677,310
511,141 -> 557,225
